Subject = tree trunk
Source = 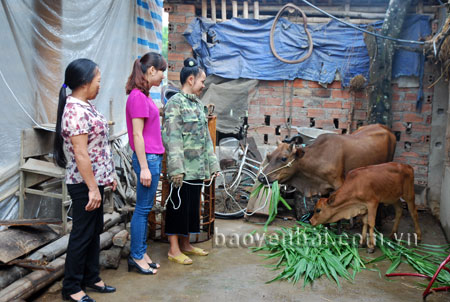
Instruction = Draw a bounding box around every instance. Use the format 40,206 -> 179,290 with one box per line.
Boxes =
366,0 -> 414,126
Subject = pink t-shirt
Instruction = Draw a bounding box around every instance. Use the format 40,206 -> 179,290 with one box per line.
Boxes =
126,88 -> 165,154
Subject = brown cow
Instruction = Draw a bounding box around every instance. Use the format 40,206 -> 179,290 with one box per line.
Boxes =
259,124 -> 396,198
309,162 -> 422,252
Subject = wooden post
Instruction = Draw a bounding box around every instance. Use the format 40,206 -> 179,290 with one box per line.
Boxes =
232,1 -> 237,18
211,0 -> 216,22
243,1 -> 249,19
32,0 -> 62,123
202,0 -> 207,18
221,0 -> 227,21
366,0 -> 414,126
254,1 -> 260,19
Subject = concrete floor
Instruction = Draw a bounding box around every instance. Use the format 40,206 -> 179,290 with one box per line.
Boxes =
35,211 -> 450,302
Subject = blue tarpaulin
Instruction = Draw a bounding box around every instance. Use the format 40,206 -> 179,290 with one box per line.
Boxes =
184,15 -> 430,87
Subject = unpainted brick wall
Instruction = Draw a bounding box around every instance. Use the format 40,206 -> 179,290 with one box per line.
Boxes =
165,3 -> 434,186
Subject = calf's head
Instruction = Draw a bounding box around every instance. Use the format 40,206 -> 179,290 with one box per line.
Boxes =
258,142 -> 304,184
309,195 -> 336,226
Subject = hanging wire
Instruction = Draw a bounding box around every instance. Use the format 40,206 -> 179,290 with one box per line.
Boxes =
0,69 -> 54,132
299,0 -> 426,45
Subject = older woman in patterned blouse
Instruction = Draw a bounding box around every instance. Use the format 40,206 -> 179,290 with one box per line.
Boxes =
54,59 -> 117,302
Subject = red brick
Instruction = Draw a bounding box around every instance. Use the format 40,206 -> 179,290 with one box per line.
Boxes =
293,88 -> 312,97
392,93 -> 402,101
176,4 -> 195,14
168,53 -> 185,61
312,89 -> 331,98
403,113 -> 424,122
169,14 -> 186,23
176,24 -> 188,33
404,93 -> 418,101
258,87 -> 274,95
307,108 -> 325,117
265,81 -> 284,87
168,33 -> 185,42
173,43 -> 192,52
341,101 -> 351,109
250,98 -> 266,105
401,151 -> 420,158
331,90 -> 350,99
168,71 -> 179,81
392,102 -> 414,112
329,81 -> 342,89
292,98 -> 304,107
392,122 -> 404,131
308,81 -> 323,88
266,98 -> 282,106
421,103 -> 432,113
293,79 -> 304,88
164,4 -> 174,12
329,109 -> 347,118
353,110 -> 367,120
323,101 -> 342,109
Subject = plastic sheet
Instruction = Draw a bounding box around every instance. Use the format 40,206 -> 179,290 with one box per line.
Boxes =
184,15 -> 431,86
0,0 -> 163,220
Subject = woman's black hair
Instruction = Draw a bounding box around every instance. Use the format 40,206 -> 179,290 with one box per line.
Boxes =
180,58 -> 204,86
53,58 -> 98,168
126,52 -> 167,95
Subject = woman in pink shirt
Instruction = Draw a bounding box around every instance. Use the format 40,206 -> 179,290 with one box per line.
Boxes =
125,52 -> 166,275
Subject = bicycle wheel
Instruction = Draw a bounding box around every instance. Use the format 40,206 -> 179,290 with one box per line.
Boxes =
215,168 -> 257,218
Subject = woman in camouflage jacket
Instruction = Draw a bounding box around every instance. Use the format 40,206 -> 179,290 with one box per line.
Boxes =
162,58 -> 219,265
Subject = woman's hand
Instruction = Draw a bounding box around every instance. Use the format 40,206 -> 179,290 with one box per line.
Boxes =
85,187 -> 102,211
140,168 -> 152,187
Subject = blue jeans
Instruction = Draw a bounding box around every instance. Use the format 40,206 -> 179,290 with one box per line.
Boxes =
130,152 -> 162,260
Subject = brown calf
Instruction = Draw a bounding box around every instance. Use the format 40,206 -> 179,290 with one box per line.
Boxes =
309,162 -> 421,252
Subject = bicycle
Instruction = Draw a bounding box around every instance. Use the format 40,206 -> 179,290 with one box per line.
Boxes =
215,117 -> 263,218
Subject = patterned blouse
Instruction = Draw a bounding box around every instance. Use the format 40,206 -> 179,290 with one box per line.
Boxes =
61,96 -> 115,185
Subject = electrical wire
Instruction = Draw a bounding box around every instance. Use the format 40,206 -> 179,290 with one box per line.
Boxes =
299,0 -> 425,45
0,69 -> 54,132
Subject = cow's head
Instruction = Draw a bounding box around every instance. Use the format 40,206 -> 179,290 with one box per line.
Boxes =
258,142 -> 304,184
309,195 -> 336,226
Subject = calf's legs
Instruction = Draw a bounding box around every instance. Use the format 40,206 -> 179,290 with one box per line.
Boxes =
389,200 -> 403,240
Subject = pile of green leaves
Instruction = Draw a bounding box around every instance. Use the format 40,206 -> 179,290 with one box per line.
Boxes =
369,230 -> 450,287
251,181 -> 292,231
251,222 -> 365,287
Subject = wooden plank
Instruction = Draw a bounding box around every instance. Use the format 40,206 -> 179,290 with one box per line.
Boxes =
211,0 -> 216,21
0,218 -> 62,226
0,225 -> 58,263
254,1 -> 259,19
21,158 -> 64,178
21,129 -> 55,158
221,0 -> 226,21
24,188 -> 63,199
232,0 -> 237,18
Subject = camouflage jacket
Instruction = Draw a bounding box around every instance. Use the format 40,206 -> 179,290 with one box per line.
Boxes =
162,92 -> 219,180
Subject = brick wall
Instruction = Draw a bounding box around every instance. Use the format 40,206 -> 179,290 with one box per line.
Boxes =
248,80 -> 433,186
165,3 -> 434,187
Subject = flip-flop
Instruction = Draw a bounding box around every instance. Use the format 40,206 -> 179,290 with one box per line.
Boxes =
181,247 -> 209,256
168,253 -> 193,265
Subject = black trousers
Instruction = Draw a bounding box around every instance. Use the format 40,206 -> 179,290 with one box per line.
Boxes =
165,180 -> 203,237
63,183 -> 104,295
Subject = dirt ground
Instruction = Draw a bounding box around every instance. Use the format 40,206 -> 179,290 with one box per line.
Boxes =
33,211 -> 450,302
